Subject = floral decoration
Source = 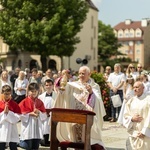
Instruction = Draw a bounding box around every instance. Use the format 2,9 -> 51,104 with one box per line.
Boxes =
91,71 -> 111,120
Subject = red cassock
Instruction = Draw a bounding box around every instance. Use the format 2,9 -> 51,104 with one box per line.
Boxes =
19,96 -> 46,114
0,99 -> 21,114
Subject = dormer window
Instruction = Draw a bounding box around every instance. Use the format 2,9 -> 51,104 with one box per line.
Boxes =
136,32 -> 141,37
119,33 -> 123,37
125,33 -> 129,37
135,29 -> 142,37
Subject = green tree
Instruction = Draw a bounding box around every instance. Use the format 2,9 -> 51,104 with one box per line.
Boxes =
98,20 -> 122,62
0,0 -> 88,71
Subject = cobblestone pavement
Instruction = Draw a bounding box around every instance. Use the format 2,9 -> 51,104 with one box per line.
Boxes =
6,121 -> 128,150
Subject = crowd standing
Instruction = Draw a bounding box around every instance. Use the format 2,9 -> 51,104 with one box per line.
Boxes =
105,63 -> 150,150
0,63 -> 150,150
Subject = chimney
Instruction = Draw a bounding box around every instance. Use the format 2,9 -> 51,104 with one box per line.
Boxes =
141,18 -> 148,27
125,19 -> 132,25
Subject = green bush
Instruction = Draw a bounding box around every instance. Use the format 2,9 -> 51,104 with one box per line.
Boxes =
91,71 -> 111,120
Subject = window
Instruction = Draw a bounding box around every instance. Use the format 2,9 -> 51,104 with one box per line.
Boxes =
91,37 -> 93,49
136,41 -> 141,45
129,33 -> 133,37
118,30 -> 123,38
129,49 -> 133,54
94,27 -> 96,39
91,16 -> 94,28
93,48 -> 95,59
129,29 -> 134,37
125,33 -> 129,37
136,32 -> 141,37
136,49 -> 140,54
118,33 -> 123,38
124,42 -> 129,45
136,58 -> 139,62
125,50 -> 129,54
135,29 -> 142,37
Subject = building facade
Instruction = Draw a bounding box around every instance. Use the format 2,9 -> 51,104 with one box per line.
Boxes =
0,0 -> 98,72
114,18 -> 150,69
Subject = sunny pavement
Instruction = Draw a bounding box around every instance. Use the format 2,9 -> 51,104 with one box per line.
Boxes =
6,121 -> 128,150
102,121 -> 128,150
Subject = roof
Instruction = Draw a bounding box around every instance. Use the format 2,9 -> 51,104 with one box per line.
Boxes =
114,21 -> 147,31
87,0 -> 99,11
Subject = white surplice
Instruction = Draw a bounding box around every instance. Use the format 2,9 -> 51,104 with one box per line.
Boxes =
54,78 -> 106,147
123,94 -> 150,150
38,92 -> 56,135
0,111 -> 20,142
20,112 -> 47,140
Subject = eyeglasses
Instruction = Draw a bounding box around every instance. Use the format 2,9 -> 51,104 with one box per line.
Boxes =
129,67 -> 135,69
138,67 -> 142,69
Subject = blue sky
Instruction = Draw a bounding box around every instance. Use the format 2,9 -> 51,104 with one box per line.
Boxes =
92,0 -> 150,27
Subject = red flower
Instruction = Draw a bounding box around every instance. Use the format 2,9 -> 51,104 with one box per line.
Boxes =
105,97 -> 109,101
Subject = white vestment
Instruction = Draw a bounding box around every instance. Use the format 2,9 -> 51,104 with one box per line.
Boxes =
0,111 -> 20,142
54,79 -> 106,147
38,92 -> 56,135
123,94 -> 150,150
117,84 -> 134,124
20,112 -> 47,140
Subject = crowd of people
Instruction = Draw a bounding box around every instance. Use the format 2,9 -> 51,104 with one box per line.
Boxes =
0,66 -> 106,150
0,63 -> 150,150
104,63 -> 150,150
104,63 -> 150,122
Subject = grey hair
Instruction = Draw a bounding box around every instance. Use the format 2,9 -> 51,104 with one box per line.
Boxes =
114,63 -> 121,67
79,66 -> 91,73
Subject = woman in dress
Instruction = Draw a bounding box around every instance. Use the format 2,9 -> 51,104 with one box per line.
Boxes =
117,75 -> 135,124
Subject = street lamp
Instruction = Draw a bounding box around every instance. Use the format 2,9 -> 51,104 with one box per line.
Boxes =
76,58 -> 88,65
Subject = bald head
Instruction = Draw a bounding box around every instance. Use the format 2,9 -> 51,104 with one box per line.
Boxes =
79,66 -> 90,74
78,66 -> 91,83
133,81 -> 144,97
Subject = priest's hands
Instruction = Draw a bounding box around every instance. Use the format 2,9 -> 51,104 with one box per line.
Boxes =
85,84 -> 93,94
131,114 -> 143,123
137,132 -> 145,138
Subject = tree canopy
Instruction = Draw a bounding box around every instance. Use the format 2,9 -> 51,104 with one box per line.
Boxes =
0,0 -> 88,57
98,20 -> 122,61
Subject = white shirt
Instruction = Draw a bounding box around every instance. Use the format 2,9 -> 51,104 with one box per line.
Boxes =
14,78 -> 29,95
108,72 -> 126,90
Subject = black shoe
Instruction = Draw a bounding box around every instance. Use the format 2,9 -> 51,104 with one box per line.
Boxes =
40,143 -> 50,147
40,140 -> 50,147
